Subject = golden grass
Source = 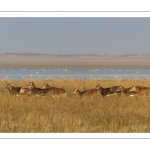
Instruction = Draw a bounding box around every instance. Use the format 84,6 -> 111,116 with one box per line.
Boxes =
1,78 -> 150,132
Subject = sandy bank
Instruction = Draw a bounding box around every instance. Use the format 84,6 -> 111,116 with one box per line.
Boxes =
0,54 -> 150,69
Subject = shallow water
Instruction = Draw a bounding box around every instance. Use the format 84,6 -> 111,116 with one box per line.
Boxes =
0,69 -> 150,80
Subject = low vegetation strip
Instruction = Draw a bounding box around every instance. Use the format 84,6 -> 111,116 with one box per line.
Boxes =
1,79 -> 150,132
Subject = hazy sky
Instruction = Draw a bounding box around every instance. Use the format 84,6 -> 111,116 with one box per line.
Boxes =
0,18 -> 150,55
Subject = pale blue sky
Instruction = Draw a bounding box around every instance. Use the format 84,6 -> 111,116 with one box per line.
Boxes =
0,18 -> 150,55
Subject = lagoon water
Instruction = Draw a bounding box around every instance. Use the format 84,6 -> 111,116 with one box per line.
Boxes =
0,69 -> 150,80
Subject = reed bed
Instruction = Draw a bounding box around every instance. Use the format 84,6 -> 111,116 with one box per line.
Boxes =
0,78 -> 150,132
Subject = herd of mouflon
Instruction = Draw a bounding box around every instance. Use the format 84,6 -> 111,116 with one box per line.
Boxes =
5,82 -> 150,98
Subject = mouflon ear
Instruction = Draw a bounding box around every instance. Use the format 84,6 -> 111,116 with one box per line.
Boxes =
96,84 -> 101,89
6,83 -> 11,86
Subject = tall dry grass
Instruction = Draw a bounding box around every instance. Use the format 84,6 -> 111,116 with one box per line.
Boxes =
0,78 -> 150,132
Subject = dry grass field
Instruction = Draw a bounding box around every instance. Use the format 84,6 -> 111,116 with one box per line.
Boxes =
1,78 -> 150,133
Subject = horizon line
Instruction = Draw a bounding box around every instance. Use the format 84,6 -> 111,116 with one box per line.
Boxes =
0,53 -> 150,56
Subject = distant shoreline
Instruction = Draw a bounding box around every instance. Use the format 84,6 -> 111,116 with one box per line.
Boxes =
0,54 -> 150,69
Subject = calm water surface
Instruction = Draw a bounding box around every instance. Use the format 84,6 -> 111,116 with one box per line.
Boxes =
0,69 -> 150,80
